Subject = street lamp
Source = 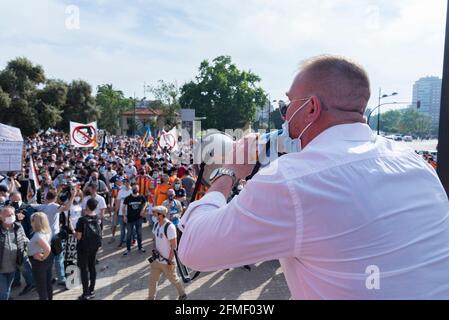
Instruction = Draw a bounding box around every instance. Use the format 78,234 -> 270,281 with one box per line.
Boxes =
376,89 -> 398,135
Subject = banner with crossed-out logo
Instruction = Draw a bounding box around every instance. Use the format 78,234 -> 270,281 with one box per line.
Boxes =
70,121 -> 98,148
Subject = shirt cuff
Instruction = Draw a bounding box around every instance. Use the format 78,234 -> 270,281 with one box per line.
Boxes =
181,192 -> 227,226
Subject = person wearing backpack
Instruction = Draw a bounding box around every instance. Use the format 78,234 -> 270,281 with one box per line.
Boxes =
75,198 -> 102,300
147,206 -> 186,300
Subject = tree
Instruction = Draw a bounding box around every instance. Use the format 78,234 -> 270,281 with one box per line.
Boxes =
378,110 -> 401,134
147,80 -> 181,129
96,84 -> 133,133
0,57 -> 46,135
59,80 -> 98,131
398,108 -> 432,136
179,56 -> 267,131
34,79 -> 68,130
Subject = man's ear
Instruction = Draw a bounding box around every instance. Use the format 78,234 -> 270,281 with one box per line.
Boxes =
307,96 -> 322,122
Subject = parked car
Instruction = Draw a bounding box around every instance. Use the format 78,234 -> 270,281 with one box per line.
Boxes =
394,135 -> 403,141
403,136 -> 413,142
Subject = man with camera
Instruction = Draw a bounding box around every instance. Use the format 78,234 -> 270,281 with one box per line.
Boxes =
147,206 -> 186,300
0,172 -> 21,194
179,55 -> 449,299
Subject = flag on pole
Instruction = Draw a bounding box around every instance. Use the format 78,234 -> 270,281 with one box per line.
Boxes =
28,157 -> 40,201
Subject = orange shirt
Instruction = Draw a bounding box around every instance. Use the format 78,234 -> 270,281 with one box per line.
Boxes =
137,176 -> 151,197
134,159 -> 142,171
154,184 -> 170,206
169,174 -> 177,186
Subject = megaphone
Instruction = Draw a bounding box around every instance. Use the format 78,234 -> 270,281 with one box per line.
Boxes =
191,129 -> 286,189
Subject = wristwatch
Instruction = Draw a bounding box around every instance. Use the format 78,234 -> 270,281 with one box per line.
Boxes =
209,168 -> 237,186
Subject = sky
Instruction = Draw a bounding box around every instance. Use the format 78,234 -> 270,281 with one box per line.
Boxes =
0,0 -> 447,113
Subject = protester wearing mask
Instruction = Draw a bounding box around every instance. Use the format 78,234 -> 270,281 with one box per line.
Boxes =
30,190 -> 74,288
112,178 -> 134,247
83,171 -> 109,199
7,192 -> 35,296
0,172 -> 21,194
28,212 -> 53,300
124,162 -> 137,182
179,55 -> 449,299
162,189 -> 183,239
148,206 -> 186,300
122,184 -> 147,256
53,167 -> 71,190
173,179 -> 187,208
76,198 -> 102,300
0,207 -> 29,300
154,174 -> 170,206
81,184 -> 107,231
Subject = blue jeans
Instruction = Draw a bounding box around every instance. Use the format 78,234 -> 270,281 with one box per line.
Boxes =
118,215 -> 135,244
0,272 -> 15,300
14,257 -> 34,286
126,219 -> 142,251
52,236 -> 66,282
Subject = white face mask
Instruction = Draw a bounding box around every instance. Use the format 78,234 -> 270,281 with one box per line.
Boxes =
280,98 -> 313,154
74,197 -> 81,203
4,215 -> 16,225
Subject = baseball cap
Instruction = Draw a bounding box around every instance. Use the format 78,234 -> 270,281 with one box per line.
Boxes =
152,206 -> 168,217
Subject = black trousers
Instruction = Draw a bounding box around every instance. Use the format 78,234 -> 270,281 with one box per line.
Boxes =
77,247 -> 98,295
30,253 -> 54,300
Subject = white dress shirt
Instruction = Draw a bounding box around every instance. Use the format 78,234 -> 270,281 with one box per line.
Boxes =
179,123 -> 449,300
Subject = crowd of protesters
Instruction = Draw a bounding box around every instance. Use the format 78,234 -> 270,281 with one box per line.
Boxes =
0,131 -> 202,300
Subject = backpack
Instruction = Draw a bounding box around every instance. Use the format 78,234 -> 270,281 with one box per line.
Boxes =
154,221 -> 173,239
82,215 -> 102,250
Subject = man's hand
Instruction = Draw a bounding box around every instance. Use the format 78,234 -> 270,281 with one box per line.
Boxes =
123,216 -> 127,223
223,133 -> 259,180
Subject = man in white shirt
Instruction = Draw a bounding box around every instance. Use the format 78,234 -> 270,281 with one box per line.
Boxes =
113,178 -> 133,247
82,184 -> 107,230
124,162 -> 137,182
179,55 -> 449,300
148,206 -> 186,300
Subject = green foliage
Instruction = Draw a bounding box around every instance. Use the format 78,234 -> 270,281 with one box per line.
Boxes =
397,108 -> 432,136
147,80 -> 180,129
179,56 -> 267,131
96,84 -> 133,133
0,57 -> 100,135
370,108 -> 432,136
58,80 -> 99,131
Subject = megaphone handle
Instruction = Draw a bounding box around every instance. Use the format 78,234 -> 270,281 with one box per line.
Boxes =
190,162 -> 206,203
246,161 -> 261,181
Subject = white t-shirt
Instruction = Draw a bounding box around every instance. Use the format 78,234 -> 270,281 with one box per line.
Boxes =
124,165 -> 137,179
81,194 -> 107,217
67,204 -> 82,228
117,187 -> 132,216
153,220 -> 177,265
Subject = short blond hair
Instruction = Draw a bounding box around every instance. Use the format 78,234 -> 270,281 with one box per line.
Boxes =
299,55 -> 371,113
31,212 -> 51,234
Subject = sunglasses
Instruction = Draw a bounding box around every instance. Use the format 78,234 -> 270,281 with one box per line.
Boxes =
278,98 -> 310,118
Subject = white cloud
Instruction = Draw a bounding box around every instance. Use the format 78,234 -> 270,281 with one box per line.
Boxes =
0,0 -> 446,113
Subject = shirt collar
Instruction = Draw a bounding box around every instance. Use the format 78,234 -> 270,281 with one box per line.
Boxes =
306,123 -> 375,149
